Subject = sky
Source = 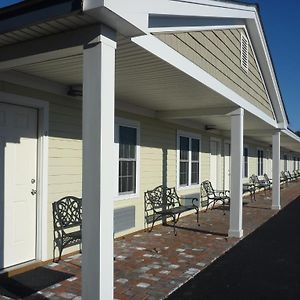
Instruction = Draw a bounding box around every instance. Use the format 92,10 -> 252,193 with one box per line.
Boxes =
0,0 -> 299,130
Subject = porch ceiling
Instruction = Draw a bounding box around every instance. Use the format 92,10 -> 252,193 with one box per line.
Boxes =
9,35 -> 299,151
13,36 -> 230,110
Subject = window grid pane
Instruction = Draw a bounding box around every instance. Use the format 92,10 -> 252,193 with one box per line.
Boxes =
179,136 -> 200,186
180,162 -> 189,186
119,125 -> 137,194
244,147 -> 248,178
191,162 -> 199,184
257,150 -> 264,176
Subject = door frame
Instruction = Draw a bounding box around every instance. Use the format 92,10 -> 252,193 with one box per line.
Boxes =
0,91 -> 49,263
209,137 -> 221,189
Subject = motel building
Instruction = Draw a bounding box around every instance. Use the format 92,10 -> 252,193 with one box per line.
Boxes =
0,0 -> 300,299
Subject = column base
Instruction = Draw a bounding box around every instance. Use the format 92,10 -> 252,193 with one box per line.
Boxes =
228,229 -> 243,238
271,205 -> 281,210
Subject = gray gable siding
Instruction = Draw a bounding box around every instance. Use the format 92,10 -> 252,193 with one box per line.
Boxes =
155,28 -> 274,119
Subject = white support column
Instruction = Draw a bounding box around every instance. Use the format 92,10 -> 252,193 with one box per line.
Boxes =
272,131 -> 281,210
228,108 -> 244,238
82,26 -> 116,300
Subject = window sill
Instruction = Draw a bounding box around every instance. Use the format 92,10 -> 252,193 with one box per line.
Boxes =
177,184 -> 200,192
114,193 -> 139,201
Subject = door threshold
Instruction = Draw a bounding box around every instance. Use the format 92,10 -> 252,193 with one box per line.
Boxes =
0,260 -> 44,278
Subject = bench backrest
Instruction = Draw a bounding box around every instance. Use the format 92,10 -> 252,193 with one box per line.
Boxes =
281,171 -> 288,180
249,174 -> 259,184
284,171 -> 291,179
201,180 -> 216,199
264,173 -> 271,183
53,196 -> 82,230
144,185 -> 181,216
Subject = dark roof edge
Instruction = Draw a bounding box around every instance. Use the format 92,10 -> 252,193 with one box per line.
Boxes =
0,0 -> 82,34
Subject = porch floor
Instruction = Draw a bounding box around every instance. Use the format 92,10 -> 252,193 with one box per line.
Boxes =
2,182 -> 300,300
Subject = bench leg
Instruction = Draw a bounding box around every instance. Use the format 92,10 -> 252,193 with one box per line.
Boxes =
172,214 -> 181,236
53,242 -> 56,262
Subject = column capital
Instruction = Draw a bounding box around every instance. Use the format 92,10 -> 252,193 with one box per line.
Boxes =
227,107 -> 244,117
84,24 -> 117,49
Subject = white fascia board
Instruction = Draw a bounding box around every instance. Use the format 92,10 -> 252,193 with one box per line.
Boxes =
150,24 -> 244,34
88,0 -> 256,35
247,16 -> 288,128
132,34 -> 278,128
282,129 -> 300,144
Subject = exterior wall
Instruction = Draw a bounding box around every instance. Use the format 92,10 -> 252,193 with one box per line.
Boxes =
1,81 -> 298,262
155,27 -> 275,118
0,81 -> 82,259
115,110 -> 209,236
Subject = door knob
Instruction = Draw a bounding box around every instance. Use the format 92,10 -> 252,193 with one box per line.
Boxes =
31,189 -> 37,195
31,179 -> 36,184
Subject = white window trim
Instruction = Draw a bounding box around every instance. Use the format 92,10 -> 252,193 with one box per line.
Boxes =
243,145 -> 249,179
177,130 -> 201,191
114,117 -> 140,201
257,147 -> 264,176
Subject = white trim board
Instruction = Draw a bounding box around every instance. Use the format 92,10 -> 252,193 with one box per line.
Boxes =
0,91 -> 49,262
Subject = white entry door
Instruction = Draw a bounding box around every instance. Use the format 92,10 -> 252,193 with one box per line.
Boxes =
210,140 -> 220,189
0,103 -> 38,269
224,143 -> 231,190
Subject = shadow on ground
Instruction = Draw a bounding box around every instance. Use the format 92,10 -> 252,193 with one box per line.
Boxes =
167,197 -> 300,300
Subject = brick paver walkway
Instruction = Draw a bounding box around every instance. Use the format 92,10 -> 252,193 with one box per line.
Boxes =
2,181 -> 300,300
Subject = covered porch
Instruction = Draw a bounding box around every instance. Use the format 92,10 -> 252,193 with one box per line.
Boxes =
0,1 -> 299,299
1,181 -> 300,299
0,23 -> 293,298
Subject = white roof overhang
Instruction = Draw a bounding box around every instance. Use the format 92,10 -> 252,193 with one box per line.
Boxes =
83,0 -> 288,129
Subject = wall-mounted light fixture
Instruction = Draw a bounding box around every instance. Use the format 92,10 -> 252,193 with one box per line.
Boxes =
67,85 -> 82,97
205,125 -> 217,131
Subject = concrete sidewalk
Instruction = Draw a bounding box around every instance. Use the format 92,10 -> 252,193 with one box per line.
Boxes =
1,181 -> 300,300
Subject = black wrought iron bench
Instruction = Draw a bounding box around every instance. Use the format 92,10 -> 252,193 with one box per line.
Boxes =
144,185 -> 199,235
243,182 -> 256,200
201,180 -> 230,214
263,173 -> 273,187
52,196 -> 82,262
249,174 -> 270,194
286,170 -> 297,181
293,170 -> 300,179
280,171 -> 289,185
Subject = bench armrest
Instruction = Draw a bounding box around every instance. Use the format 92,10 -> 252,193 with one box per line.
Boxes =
215,190 -> 230,197
179,197 -> 199,207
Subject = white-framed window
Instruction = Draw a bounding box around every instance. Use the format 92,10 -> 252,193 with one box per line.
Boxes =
257,149 -> 264,176
283,154 -> 288,171
115,118 -> 140,200
243,146 -> 249,178
177,131 -> 201,189
293,157 -> 297,170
